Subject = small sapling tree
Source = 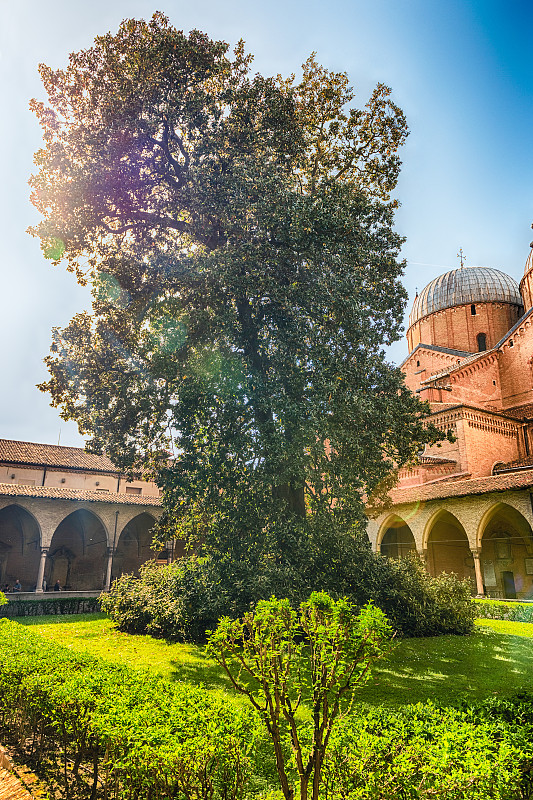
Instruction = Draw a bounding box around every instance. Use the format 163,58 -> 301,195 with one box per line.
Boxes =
207,592 -> 393,800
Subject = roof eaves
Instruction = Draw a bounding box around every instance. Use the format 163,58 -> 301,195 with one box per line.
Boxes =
0,483 -> 161,507
420,348 -> 498,384
399,343 -> 471,369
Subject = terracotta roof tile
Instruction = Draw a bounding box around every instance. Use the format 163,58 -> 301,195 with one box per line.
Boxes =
390,469 -> 533,505
501,403 -> 533,420
0,482 -> 161,506
0,439 -> 119,473
418,456 -> 456,465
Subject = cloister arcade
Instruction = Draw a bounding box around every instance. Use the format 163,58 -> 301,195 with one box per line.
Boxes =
368,489 -> 533,599
0,495 -> 164,592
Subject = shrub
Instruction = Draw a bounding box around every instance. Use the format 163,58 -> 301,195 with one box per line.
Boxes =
474,598 -> 533,623
208,593 -> 393,800
1,618 -> 532,800
0,595 -> 100,618
0,618 -> 262,800
374,555 -> 476,636
323,703 -> 524,799
100,557 -> 231,640
103,545 -> 475,642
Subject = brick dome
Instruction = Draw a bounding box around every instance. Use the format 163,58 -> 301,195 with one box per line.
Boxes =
409,266 -> 523,327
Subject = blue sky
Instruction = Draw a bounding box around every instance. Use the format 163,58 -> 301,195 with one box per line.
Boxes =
0,0 -> 532,446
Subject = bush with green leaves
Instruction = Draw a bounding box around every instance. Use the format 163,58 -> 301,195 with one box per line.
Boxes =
1,616 -> 531,800
0,618 -> 262,800
208,593 -> 393,800
103,542 -> 475,641
474,598 -> 533,622
1,595 -> 100,618
100,557 -> 231,641
322,703 -> 524,800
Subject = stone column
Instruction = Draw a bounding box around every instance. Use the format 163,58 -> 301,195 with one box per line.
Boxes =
104,547 -> 115,591
166,540 -> 175,564
472,548 -> 485,596
35,547 -> 49,593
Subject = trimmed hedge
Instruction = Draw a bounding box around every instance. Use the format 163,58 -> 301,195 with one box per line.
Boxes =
0,595 -> 101,618
474,598 -> 533,623
324,703 -> 526,800
0,619 -> 262,800
2,618 -> 533,799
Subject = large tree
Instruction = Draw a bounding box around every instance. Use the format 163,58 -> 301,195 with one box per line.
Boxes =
30,13 -> 436,570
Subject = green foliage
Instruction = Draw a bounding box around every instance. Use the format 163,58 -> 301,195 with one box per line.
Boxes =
19,615 -> 533,709
103,546 -> 475,642
207,593 -> 393,800
475,598 -> 533,623
322,703 -> 524,800
0,591 -> 6,607
30,13 -> 440,585
0,618 -> 262,800
3,616 -> 533,799
371,555 -> 476,636
0,595 -> 100,618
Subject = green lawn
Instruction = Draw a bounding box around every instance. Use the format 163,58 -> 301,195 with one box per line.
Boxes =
20,613 -> 533,708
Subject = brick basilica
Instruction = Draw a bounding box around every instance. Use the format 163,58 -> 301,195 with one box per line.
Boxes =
367,240 -> 533,598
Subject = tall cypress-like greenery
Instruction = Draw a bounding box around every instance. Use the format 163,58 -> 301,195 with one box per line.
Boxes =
30,14 -> 439,587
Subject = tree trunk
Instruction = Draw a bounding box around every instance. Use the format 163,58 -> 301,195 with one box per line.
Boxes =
299,774 -> 309,800
273,483 -> 306,517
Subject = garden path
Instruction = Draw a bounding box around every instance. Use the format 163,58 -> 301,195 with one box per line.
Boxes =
0,768 -> 33,800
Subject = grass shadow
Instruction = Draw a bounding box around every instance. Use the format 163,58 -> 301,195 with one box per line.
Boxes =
356,625 -> 533,707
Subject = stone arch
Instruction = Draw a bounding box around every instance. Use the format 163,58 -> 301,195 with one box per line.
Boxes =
0,504 -> 41,591
377,514 -> 416,559
46,509 -> 108,590
112,512 -> 159,580
478,502 -> 533,599
424,509 -> 475,587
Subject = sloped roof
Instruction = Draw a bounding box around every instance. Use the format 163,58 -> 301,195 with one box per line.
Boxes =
390,469 -> 533,506
0,482 -> 161,506
400,343 -> 471,369
0,439 -> 119,473
418,456 -> 456,465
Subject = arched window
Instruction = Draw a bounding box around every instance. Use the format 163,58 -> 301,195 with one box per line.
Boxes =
477,333 -> 487,352
471,304 -> 477,316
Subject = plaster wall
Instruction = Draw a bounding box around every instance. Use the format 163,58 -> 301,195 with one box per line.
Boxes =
0,465 -> 160,497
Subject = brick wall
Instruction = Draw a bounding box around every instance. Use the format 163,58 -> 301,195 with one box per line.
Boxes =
407,302 -> 521,354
